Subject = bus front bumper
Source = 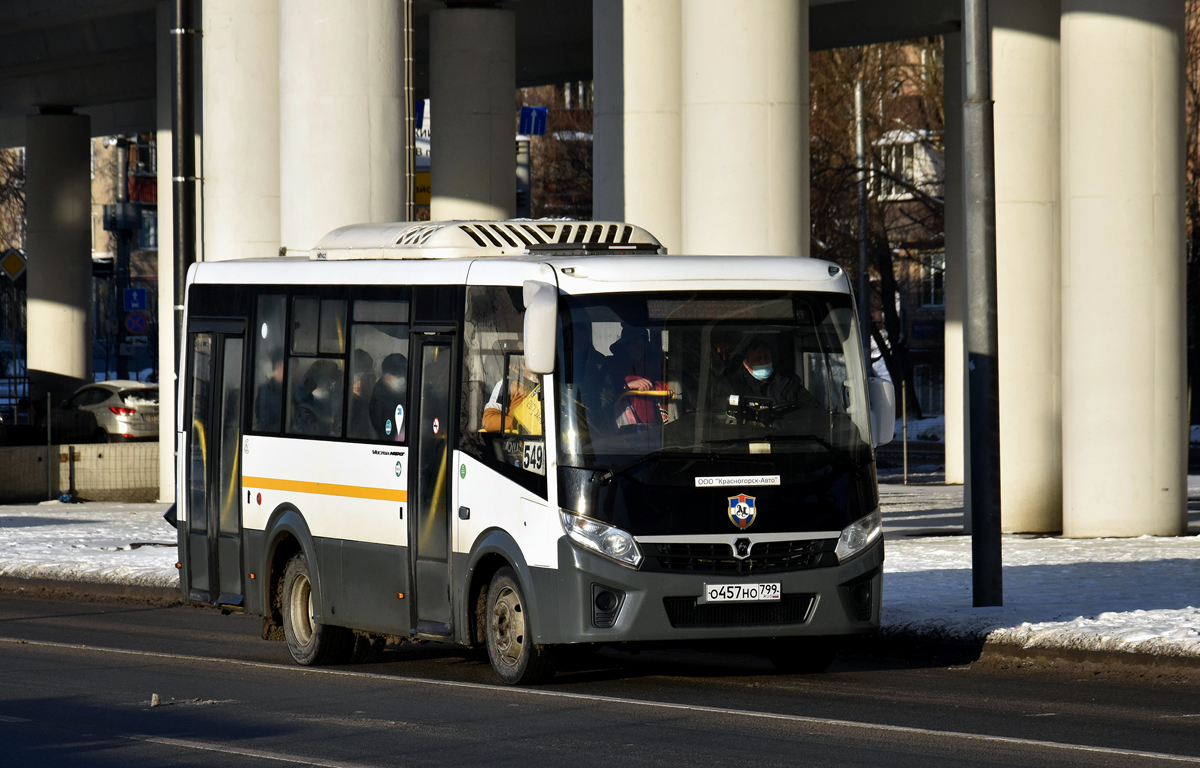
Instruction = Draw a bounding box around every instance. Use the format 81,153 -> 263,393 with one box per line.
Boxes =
549,535 -> 883,645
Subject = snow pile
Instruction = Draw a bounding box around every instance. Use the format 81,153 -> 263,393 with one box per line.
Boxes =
0,503 -> 178,588
892,414 -> 945,442
884,534 -> 1200,657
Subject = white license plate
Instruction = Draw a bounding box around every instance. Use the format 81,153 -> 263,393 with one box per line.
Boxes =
700,583 -> 781,603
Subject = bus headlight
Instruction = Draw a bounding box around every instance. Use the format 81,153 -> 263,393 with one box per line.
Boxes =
560,510 -> 643,568
835,509 -> 882,563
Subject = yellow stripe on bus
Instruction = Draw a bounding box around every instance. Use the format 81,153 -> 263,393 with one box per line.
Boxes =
242,476 -> 408,503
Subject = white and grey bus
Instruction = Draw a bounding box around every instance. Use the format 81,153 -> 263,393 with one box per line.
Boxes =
176,220 -> 895,684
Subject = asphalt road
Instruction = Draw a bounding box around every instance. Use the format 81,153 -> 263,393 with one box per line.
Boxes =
0,594 -> 1198,767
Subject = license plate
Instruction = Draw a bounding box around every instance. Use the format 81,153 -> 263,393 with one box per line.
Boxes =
700,583 -> 781,603
143,414 -> 158,424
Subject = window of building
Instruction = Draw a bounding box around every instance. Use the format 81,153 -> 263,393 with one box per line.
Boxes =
921,252 -> 945,307
879,142 -> 916,197
913,364 -> 944,416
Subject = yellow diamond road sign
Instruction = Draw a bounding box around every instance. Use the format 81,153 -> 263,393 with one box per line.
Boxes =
1,249 -> 25,282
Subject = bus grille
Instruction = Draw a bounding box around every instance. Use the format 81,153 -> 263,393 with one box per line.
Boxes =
652,539 -> 836,575
663,594 -> 815,628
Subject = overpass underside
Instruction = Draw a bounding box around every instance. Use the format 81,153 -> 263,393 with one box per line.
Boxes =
0,0 -> 1187,538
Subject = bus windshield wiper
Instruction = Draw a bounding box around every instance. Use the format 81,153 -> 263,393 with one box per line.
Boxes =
596,445 -> 729,485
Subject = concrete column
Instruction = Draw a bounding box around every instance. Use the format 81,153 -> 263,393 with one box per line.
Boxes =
594,0 -> 682,254
1061,1 -> 1187,537
943,30 -> 967,488
25,111 -> 92,402
993,1 -> 1061,532
281,0 -> 405,248
681,0 -> 807,256
156,0 -> 176,502
202,0 -> 280,260
429,7 -> 515,222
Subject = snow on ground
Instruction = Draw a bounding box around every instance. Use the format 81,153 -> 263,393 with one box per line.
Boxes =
0,489 -> 1197,659
893,414 -> 944,443
0,502 -> 177,588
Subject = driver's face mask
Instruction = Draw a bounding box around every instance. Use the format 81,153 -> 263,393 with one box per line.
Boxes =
749,364 -> 774,381
311,387 -> 331,402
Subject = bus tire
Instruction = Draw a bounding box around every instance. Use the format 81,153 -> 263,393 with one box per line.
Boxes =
768,636 -> 839,674
281,553 -> 352,666
485,566 -> 554,685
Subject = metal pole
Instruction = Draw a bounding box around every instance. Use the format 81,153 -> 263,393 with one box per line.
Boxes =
855,76 -> 870,355
902,381 -> 908,485
45,392 -> 51,500
963,0 -> 1002,607
402,0 -> 415,222
171,0 -> 197,356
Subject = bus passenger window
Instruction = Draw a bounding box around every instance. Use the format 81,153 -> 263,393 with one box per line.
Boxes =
347,318 -> 409,442
286,358 -> 344,437
318,299 -> 347,354
291,297 -> 320,355
252,294 -> 286,432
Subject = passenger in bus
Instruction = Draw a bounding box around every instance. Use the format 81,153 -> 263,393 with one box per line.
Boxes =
716,337 -> 819,408
608,326 -> 668,427
291,358 -> 343,436
482,358 -> 541,434
254,356 -> 284,431
348,349 -> 376,437
368,352 -> 407,441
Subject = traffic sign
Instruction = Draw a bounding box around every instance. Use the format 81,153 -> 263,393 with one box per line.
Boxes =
124,287 -> 148,312
1,249 -> 25,282
519,106 -> 548,136
124,311 -> 149,336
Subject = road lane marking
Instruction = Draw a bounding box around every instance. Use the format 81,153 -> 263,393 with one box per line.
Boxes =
5,635 -> 1200,764
0,715 -> 30,723
122,735 -> 377,768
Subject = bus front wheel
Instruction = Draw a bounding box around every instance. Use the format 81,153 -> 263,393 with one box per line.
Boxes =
485,566 -> 554,685
281,553 -> 352,666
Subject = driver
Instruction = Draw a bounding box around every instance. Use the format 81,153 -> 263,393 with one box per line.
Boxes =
716,338 -> 818,408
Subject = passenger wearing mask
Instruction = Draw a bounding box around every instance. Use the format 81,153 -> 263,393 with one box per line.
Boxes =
368,353 -> 407,441
290,359 -> 343,437
607,326 -> 668,428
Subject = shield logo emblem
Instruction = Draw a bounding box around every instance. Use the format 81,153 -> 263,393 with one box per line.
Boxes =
728,494 -> 757,529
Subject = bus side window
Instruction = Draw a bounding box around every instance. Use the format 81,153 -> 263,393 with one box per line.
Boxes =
460,286 -> 546,486
252,294 -> 287,432
286,358 -> 344,437
347,303 -> 410,442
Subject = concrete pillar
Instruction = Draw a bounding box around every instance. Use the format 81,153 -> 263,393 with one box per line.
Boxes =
281,0 -> 405,248
1061,1 -> 1187,537
681,0 -> 807,256
993,1 -> 1061,532
156,0 -> 176,502
594,0 -> 682,254
429,7 -> 515,222
943,30 -> 967,488
25,111 -> 92,402
203,0 -> 280,260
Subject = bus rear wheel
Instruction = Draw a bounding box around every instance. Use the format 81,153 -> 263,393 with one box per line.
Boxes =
281,553 -> 352,666
485,566 -> 554,685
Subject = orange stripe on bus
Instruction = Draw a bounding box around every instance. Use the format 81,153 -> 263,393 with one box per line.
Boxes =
242,476 -> 408,503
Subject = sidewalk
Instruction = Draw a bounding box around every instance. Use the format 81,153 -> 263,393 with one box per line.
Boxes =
0,483 -> 1197,660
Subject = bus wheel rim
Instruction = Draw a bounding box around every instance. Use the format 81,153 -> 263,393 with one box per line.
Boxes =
491,585 -> 524,667
291,572 -> 314,646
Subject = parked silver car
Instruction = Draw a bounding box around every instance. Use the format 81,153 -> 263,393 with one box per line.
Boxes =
52,381 -> 160,443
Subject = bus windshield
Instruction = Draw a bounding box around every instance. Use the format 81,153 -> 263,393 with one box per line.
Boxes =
557,290 -> 874,474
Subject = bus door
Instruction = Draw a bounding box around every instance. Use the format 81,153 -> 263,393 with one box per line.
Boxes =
408,333 -> 457,637
183,321 -> 246,609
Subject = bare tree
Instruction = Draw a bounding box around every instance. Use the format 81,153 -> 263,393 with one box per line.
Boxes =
810,38 -> 945,419
517,83 -> 593,219
0,148 -> 24,252
1186,0 -> 1200,421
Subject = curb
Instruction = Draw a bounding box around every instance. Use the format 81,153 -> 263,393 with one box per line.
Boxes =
0,575 -> 180,606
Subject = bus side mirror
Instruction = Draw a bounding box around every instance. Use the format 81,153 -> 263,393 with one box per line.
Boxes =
868,377 -> 895,448
523,280 -> 557,375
